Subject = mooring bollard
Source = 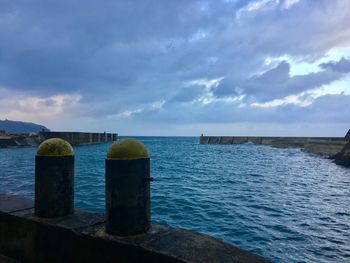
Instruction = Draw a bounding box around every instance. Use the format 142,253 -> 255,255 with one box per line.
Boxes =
35,138 -> 74,218
105,138 -> 152,236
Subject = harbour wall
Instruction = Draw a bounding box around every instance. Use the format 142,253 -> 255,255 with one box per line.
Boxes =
0,193 -> 270,263
38,131 -> 117,146
199,131 -> 350,166
0,132 -> 117,148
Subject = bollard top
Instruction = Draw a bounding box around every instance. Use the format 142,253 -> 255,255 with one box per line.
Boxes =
107,138 -> 149,160
37,138 -> 74,157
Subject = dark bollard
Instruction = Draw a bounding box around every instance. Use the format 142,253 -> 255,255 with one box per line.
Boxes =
105,138 -> 152,236
35,138 -> 74,218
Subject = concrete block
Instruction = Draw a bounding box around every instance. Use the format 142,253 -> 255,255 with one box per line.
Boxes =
208,137 -> 220,144
219,137 -> 233,144
247,137 -> 262,144
233,137 -> 247,144
0,194 -> 271,263
345,129 -> 350,141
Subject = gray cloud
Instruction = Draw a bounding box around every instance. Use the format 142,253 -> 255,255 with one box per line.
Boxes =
215,60 -> 344,101
132,93 -> 350,124
320,57 -> 350,73
0,0 -> 350,133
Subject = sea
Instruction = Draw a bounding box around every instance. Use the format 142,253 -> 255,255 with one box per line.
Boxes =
1,136 -> 349,262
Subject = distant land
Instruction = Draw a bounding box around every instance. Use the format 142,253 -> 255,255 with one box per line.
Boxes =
0,119 -> 50,133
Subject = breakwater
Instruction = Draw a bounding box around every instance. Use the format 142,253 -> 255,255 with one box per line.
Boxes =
0,138 -> 270,263
39,131 -> 117,146
0,131 -> 117,148
199,131 -> 350,166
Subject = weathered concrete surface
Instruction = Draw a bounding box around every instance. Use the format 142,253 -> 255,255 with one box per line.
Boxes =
0,254 -> 20,263
345,129 -> 350,141
35,156 -> 74,218
199,136 -> 210,144
208,136 -> 220,144
0,194 -> 271,263
261,138 -> 274,145
0,134 -> 43,148
270,140 -> 306,149
0,132 -> 118,148
0,137 -> 17,148
247,137 -> 262,144
303,141 -> 347,156
334,142 -> 350,166
199,134 -> 350,166
105,159 -> 151,236
200,136 -> 347,146
220,136 -> 234,144
39,132 -> 117,146
233,137 -> 248,144
0,194 -> 34,213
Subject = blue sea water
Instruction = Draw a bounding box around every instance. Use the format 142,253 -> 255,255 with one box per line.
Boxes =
1,136 -> 350,262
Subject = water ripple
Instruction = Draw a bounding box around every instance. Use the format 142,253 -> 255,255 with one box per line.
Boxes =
1,137 -> 350,262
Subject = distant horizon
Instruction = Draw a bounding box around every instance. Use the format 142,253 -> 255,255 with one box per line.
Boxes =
1,118 -> 348,138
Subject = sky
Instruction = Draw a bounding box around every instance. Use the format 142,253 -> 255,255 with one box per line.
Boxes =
0,0 -> 349,136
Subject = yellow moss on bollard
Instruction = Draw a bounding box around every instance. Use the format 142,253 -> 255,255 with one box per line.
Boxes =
107,138 -> 148,160
37,138 -> 74,157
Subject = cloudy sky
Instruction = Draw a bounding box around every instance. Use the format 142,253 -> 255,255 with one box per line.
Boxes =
0,0 -> 349,136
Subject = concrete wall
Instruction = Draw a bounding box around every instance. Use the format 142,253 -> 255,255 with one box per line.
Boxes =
200,136 -> 347,145
303,141 -> 347,156
39,132 -> 117,146
0,137 -> 17,148
219,136 -> 234,144
0,135 -> 40,148
334,142 -> 350,166
199,134 -> 350,162
0,194 -> 270,263
346,129 -> 350,141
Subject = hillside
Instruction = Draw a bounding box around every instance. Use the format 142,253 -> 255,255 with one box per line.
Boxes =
0,119 -> 50,133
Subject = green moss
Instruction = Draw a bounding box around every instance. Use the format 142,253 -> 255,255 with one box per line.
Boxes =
107,138 -> 148,160
37,138 -> 74,156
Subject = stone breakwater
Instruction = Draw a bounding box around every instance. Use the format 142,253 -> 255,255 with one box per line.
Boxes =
39,131 -> 117,146
199,130 -> 350,166
0,131 -> 117,148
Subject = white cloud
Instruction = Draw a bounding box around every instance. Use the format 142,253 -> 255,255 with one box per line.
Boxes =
0,88 -> 81,122
114,108 -> 144,118
248,73 -> 350,108
236,0 -> 277,18
109,99 -> 165,119
283,0 -> 301,9
250,93 -> 312,108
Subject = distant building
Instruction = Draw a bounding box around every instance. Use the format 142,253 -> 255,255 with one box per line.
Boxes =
0,130 -> 6,136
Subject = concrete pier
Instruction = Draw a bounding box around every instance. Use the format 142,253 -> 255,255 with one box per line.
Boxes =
199,131 -> 350,164
0,194 -> 271,263
0,132 -> 118,148
39,131 -> 117,146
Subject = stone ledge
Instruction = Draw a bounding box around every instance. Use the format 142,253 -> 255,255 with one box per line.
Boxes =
0,194 -> 271,263
0,254 -> 20,263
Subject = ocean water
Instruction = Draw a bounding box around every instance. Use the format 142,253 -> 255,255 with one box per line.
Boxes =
1,136 -> 349,262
